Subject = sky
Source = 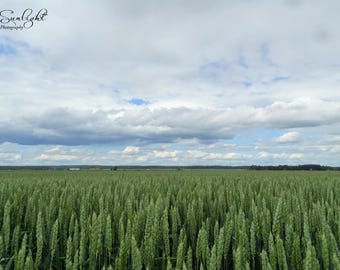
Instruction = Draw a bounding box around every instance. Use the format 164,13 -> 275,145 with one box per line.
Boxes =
1,0 -> 340,166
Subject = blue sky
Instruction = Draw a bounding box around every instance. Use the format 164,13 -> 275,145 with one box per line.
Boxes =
0,43 -> 16,55
1,0 -> 340,166
128,98 -> 149,106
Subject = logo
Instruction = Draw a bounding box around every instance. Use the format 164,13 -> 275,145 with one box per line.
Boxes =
0,8 -> 48,30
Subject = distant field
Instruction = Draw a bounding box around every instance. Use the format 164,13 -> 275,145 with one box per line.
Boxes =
0,170 -> 339,269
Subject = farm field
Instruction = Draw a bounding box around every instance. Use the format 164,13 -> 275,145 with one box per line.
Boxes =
0,170 -> 339,270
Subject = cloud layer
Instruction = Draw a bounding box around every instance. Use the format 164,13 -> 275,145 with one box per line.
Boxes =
1,0 -> 340,165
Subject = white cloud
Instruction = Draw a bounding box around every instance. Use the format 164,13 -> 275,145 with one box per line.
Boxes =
0,140 -> 337,166
187,150 -> 241,160
259,152 -> 270,159
258,151 -> 303,160
187,150 -> 207,159
289,153 -> 304,159
136,155 -> 148,162
34,154 -> 78,161
1,0 -> 340,165
0,152 -> 21,161
273,132 -> 301,143
1,98 -> 340,146
45,146 -> 61,153
153,150 -> 179,158
122,146 -> 140,155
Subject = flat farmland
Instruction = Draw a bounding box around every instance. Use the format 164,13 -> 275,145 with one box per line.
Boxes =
0,170 -> 339,269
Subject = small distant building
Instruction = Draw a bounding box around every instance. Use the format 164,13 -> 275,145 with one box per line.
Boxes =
69,168 -> 80,171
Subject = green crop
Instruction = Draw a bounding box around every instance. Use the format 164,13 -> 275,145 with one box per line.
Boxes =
0,170 -> 339,269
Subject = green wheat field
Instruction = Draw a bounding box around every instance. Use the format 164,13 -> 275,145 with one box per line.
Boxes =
0,170 -> 339,269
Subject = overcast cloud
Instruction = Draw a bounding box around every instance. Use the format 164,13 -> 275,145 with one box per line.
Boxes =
1,0 -> 340,165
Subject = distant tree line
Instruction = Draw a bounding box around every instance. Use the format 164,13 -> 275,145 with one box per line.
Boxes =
0,164 -> 339,171
249,164 -> 339,171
